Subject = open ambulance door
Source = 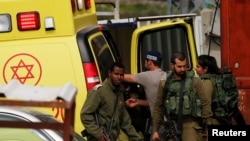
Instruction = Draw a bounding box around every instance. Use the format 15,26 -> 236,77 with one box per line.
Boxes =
130,14 -> 199,75
123,14 -> 199,135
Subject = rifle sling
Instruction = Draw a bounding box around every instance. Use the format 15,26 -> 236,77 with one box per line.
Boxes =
177,78 -> 186,133
107,92 -> 119,134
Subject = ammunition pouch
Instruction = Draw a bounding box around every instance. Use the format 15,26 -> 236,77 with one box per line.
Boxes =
166,95 -> 201,118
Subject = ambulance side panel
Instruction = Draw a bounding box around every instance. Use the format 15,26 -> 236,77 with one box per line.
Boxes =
0,0 -> 122,134
0,36 -> 86,131
0,28 -> 120,134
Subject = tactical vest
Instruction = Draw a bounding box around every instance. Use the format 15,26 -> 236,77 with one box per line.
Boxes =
163,70 -> 201,118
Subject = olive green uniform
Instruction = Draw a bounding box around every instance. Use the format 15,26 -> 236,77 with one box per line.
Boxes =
200,78 -> 220,125
81,78 -> 142,141
152,71 -> 204,141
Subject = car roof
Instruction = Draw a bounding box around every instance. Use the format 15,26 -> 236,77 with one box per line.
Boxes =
0,106 -> 41,121
0,106 -> 63,141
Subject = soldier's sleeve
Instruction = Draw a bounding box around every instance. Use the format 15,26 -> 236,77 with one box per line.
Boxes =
80,89 -> 103,139
120,99 -> 143,140
199,79 -> 214,124
193,77 -> 203,98
193,77 -> 214,125
152,79 -> 165,132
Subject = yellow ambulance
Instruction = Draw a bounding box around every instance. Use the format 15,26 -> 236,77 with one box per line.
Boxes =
100,14 -> 200,138
0,0 -> 121,134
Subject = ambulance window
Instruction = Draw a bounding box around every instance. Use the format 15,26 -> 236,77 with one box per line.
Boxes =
138,26 -> 191,72
91,35 -> 115,81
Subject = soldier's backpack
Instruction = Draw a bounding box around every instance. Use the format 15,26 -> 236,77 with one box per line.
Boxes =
200,70 -> 244,124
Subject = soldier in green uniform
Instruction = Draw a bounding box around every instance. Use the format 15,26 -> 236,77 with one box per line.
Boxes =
80,62 -> 142,141
195,55 -> 221,140
152,52 -> 204,141
195,55 -> 221,123
196,54 -> 245,141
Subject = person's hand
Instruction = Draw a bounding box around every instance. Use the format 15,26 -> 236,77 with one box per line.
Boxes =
152,131 -> 161,141
98,133 -> 109,141
125,97 -> 138,108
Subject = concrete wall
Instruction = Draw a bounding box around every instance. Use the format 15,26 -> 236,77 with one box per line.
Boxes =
200,8 -> 221,67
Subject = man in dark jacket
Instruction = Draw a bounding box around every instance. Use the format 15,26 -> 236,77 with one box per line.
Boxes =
81,62 -> 142,141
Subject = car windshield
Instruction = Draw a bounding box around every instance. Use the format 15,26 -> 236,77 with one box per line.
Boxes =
0,112 -> 58,141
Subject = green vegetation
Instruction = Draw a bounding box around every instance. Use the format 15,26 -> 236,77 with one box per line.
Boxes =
96,1 -> 168,20
119,2 -> 167,18
95,1 -> 211,20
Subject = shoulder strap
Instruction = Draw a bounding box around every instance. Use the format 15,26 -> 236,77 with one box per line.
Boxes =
200,73 -> 211,80
186,70 -> 195,77
177,78 -> 186,134
162,72 -> 173,97
161,73 -> 172,120
93,84 -> 102,90
106,89 -> 119,135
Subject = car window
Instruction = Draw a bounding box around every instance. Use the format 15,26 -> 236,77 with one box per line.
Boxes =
76,27 -> 121,91
138,25 -> 192,72
89,33 -> 116,81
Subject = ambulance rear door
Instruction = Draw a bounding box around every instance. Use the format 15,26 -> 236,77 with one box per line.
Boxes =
76,25 -> 122,91
130,14 -> 199,74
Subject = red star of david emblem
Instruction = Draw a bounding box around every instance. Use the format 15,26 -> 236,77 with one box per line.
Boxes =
11,59 -> 35,84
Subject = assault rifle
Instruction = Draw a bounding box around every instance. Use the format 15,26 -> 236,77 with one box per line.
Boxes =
161,73 -> 186,141
81,112 -> 111,140
158,118 -> 180,141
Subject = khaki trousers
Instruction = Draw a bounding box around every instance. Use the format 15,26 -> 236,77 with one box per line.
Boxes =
167,117 -> 203,141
